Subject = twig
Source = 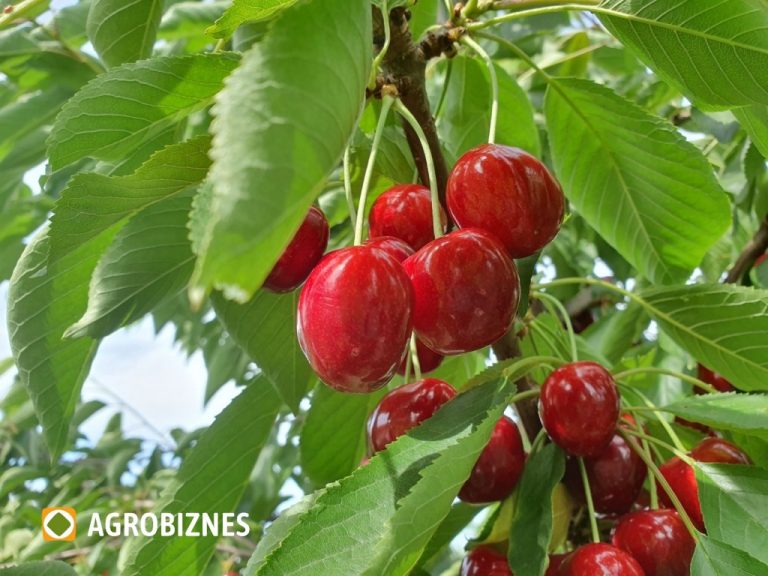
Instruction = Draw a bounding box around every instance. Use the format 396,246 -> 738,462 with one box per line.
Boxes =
725,214 -> 768,284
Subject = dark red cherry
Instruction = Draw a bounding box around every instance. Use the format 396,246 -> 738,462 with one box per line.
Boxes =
367,378 -> 456,452
695,364 -> 735,394
459,417 -> 526,504
364,235 -> 414,263
565,433 -> 647,515
369,184 -> 447,251
403,228 -> 520,355
690,437 -> 751,465
460,545 -> 512,576
397,338 -> 444,376
545,554 -> 568,576
297,246 -> 413,393
447,144 -> 565,258
264,206 -> 329,292
612,509 -> 695,576
658,437 -> 751,532
559,543 -> 644,576
539,362 -> 620,457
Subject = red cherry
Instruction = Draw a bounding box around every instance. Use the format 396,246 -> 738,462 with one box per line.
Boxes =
447,144 -> 565,258
565,433 -> 647,515
397,338 -> 444,376
559,543 -> 644,576
690,437 -> 751,465
539,362 -> 620,457
364,235 -> 415,263
546,554 -> 568,576
369,184 -> 446,251
264,206 -> 329,292
367,378 -> 456,452
297,246 -> 413,393
695,364 -> 735,394
460,546 -> 512,576
612,509 -> 695,576
404,229 -> 520,355
459,417 -> 526,504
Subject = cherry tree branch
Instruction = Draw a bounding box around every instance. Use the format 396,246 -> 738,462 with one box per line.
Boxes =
725,214 -> 768,284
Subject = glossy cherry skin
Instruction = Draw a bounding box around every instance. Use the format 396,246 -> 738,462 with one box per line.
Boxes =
459,417 -> 526,504
447,144 -> 565,258
460,545 -> 512,576
565,433 -> 647,515
695,364 -> 735,394
364,235 -> 414,263
611,509 -> 695,576
367,378 -> 456,452
658,438 -> 750,532
397,338 -> 444,376
558,543 -> 645,576
404,228 -> 520,355
545,554 -> 568,576
539,362 -> 620,457
264,206 -> 329,292
297,245 -> 413,393
369,184 -> 446,251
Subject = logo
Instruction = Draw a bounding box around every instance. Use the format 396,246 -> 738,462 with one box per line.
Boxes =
42,507 -> 77,542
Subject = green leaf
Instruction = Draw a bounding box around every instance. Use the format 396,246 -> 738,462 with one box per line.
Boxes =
7,228 -> 108,458
409,0 -> 439,41
249,377 -> 513,576
86,0 -> 163,67
0,87 -> 73,161
692,534 -> 768,576
49,136 -> 211,264
545,78 -> 730,284
213,290 -> 312,413
697,464 -> 768,563
300,385 -> 379,487
640,284 -> 768,392
207,0 -> 299,38
662,394 -> 768,439
193,0 -> 371,301
160,2 -> 228,44
439,55 -> 540,165
121,378 -> 281,576
734,106 -> 768,159
417,503 -> 483,566
0,561 -> 78,575
66,193 -> 196,339
48,54 -> 238,170
597,0 -> 768,107
507,444 -> 565,576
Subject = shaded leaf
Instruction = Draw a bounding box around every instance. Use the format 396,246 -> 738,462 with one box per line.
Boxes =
87,0 -> 163,67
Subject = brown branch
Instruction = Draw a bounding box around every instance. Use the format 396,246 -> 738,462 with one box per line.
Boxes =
725,214 -> 768,284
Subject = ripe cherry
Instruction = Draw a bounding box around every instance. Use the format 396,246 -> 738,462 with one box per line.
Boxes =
460,545 -> 512,576
695,364 -> 735,394
369,184 -> 446,251
558,543 -> 644,576
404,229 -> 520,355
397,338 -> 444,376
297,245 -> 413,393
459,417 -> 526,504
611,509 -> 695,576
539,362 -> 620,457
565,433 -> 647,515
264,206 -> 329,292
545,554 -> 568,576
658,438 -> 751,532
364,235 -> 414,263
367,378 -> 456,453
447,144 -> 565,258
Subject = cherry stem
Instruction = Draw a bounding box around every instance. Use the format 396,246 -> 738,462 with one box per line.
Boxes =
532,291 -> 578,363
409,333 -> 422,380
355,95 -> 395,246
622,387 -> 687,454
578,457 -> 600,544
460,35 -> 499,144
623,428 -> 692,463
214,38 -> 226,52
392,99 -> 443,239
343,146 -> 357,225
620,431 -> 701,541
614,367 -> 718,395
0,0 -> 49,29
626,416 -> 659,509
529,427 -> 547,455
465,2 -> 601,31
404,343 -> 413,382
370,0 -> 391,88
